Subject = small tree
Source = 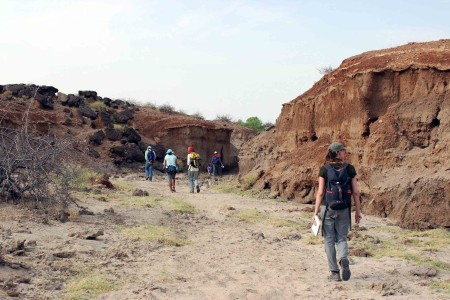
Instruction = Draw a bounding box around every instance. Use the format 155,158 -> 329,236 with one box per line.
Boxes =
243,117 -> 265,132
0,121 -> 71,206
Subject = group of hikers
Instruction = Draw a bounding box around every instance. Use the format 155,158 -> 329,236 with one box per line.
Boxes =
144,145 -> 224,193
144,141 -> 362,283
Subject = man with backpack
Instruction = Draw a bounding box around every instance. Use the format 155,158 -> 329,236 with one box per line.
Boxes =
211,151 -> 224,177
311,142 -> 362,282
187,146 -> 201,193
144,146 -> 156,181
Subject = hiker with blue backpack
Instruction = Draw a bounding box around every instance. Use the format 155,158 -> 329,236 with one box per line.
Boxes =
163,149 -> 178,192
187,146 -> 201,193
211,151 -> 224,177
311,142 -> 362,282
144,146 -> 156,181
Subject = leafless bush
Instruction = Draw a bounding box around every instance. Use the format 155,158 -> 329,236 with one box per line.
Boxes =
158,103 -> 176,114
0,117 -> 72,207
192,112 -> 205,120
142,102 -> 157,109
317,65 -> 335,75
215,114 -> 234,123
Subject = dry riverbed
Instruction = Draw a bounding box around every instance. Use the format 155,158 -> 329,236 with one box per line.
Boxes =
0,172 -> 449,299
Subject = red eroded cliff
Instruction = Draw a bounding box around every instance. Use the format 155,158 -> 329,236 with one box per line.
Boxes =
239,39 -> 450,229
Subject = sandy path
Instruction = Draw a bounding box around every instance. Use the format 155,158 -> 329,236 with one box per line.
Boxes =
1,172 -> 449,299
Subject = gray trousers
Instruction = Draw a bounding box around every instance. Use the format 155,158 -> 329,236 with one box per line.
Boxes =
320,205 -> 350,273
188,170 -> 199,192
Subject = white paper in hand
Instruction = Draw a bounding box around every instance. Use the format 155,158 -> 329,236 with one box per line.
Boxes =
311,215 -> 321,236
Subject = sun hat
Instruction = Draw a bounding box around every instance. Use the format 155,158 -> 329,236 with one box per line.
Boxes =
328,142 -> 346,153
166,149 -> 173,154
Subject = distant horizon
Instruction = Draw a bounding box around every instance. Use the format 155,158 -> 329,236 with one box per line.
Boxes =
1,0 -> 449,123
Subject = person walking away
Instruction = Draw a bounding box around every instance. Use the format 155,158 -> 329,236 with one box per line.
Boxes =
211,151 -> 224,177
187,146 -> 201,193
144,146 -> 156,181
163,149 -> 178,192
311,142 -> 362,282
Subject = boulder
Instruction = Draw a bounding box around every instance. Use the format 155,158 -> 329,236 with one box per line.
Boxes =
89,130 -> 105,145
110,143 -> 145,163
78,90 -> 97,99
100,110 -> 113,126
123,127 -> 141,143
112,109 -> 134,124
62,94 -> 84,107
86,147 -> 100,158
105,128 -> 123,141
79,103 -> 98,120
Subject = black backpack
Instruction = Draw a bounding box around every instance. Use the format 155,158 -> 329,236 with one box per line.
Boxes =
189,153 -> 201,168
324,163 -> 352,210
167,165 -> 177,175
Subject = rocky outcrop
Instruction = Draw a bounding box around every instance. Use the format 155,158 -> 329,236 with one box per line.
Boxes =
239,39 -> 450,229
0,84 -> 253,169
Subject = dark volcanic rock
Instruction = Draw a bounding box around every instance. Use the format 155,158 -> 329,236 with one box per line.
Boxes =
89,130 -> 105,145
62,94 -> 84,107
110,143 -> 145,163
105,128 -> 123,141
100,110 -> 113,126
112,109 -> 134,124
33,86 -> 58,109
123,127 -> 141,143
86,147 -> 100,158
79,103 -> 98,120
78,90 -> 97,99
38,85 -> 58,97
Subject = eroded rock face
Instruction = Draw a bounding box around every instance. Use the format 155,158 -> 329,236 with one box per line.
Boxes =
239,40 -> 450,229
132,111 -> 252,169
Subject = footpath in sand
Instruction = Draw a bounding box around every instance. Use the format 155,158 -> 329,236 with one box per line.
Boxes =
0,172 -> 449,299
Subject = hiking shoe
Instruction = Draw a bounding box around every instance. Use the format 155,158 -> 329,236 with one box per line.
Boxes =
196,186 -> 200,193
328,272 -> 341,282
339,257 -> 351,281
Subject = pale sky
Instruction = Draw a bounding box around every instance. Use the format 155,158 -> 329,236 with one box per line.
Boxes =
1,0 -> 448,123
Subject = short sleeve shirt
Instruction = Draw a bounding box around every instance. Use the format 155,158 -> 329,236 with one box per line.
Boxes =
319,163 -> 357,180
319,162 -> 357,206
164,154 -> 177,167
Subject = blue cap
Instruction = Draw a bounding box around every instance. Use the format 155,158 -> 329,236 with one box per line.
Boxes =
166,149 -> 173,154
